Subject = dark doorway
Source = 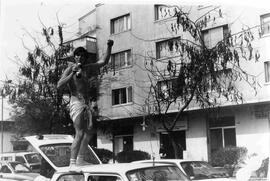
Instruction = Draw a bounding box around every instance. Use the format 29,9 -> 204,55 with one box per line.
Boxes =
160,130 -> 186,159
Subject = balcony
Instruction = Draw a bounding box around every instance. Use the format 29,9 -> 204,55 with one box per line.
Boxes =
61,36 -> 97,60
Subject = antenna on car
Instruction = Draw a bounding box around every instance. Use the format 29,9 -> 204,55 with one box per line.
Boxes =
37,134 -> 44,140
152,153 -> 155,166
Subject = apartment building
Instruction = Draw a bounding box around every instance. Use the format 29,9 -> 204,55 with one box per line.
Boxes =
68,4 -> 270,161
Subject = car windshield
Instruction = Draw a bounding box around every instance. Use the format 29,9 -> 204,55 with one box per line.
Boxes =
40,143 -> 100,167
9,162 -> 31,173
180,161 -> 228,180
126,165 -> 189,181
25,153 -> 41,164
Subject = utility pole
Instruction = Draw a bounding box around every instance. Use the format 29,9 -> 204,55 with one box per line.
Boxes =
1,91 -> 3,153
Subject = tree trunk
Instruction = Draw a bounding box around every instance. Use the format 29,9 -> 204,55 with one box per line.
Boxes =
167,131 -> 183,159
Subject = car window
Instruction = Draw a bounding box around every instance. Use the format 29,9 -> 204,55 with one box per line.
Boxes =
15,156 -> 26,163
57,173 -> 84,181
9,162 -> 31,173
40,143 -> 100,167
24,153 -> 41,164
126,166 -> 189,181
180,161 -> 228,179
0,165 -> 12,173
88,175 -> 122,181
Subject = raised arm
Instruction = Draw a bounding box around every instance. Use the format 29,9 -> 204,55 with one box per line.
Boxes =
57,64 -> 76,90
89,40 -> 114,69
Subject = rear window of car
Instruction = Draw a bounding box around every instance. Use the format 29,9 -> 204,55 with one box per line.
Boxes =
126,165 -> 189,181
10,162 -> 31,173
40,143 -> 100,167
25,153 -> 41,164
15,156 -> 26,163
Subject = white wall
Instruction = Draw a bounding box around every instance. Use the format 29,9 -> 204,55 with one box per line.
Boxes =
133,124 -> 160,159
0,131 -> 13,152
235,106 -> 270,157
97,130 -> 113,151
186,114 -> 209,161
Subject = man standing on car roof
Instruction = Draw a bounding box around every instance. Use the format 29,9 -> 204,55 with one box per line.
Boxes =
57,39 -> 113,170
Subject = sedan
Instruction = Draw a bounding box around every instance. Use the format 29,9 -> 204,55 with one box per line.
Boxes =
51,162 -> 191,181
0,161 -> 40,180
134,159 -> 234,181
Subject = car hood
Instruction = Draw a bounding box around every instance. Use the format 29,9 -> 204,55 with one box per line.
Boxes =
25,134 -> 101,171
13,172 -> 40,180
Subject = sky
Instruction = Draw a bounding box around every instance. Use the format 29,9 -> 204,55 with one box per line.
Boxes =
0,0 -> 269,120
0,0 -> 96,120
0,0 -> 97,81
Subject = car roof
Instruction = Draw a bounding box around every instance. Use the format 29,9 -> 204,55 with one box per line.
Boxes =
0,151 -> 37,155
56,163 -> 174,174
25,134 -> 74,146
0,160 -> 18,163
134,159 -> 208,164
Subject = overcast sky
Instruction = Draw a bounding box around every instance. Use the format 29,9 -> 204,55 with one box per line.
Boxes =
0,0 -> 97,82
0,0 -> 96,119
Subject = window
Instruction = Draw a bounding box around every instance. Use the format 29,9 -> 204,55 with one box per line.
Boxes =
1,156 -> 12,161
209,116 -> 236,154
40,143 -> 100,167
155,5 -> 175,21
264,61 -> 270,83
111,14 -> 131,34
15,156 -> 26,163
202,25 -> 229,48
112,86 -> 132,106
89,175 -> 122,181
261,13 -> 270,35
113,125 -> 133,155
111,50 -> 131,70
24,153 -> 41,164
58,174 -> 84,181
157,78 -> 178,99
156,38 -> 182,59
10,162 -> 31,173
0,165 -> 11,173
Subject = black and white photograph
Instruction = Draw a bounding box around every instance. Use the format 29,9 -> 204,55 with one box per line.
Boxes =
0,0 -> 269,180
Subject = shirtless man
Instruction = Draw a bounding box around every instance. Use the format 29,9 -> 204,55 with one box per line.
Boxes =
57,40 -> 113,170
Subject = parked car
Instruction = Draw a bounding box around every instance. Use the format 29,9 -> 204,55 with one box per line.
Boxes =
134,159 -> 234,181
52,162 -> 191,181
25,134 -> 191,181
0,160 -> 40,180
0,151 -> 41,172
25,134 -> 101,172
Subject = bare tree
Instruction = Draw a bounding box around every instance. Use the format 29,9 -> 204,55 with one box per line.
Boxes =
141,5 -> 261,158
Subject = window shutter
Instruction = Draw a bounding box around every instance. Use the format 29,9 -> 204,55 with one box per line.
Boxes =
264,61 -> 270,82
128,86 -> 132,102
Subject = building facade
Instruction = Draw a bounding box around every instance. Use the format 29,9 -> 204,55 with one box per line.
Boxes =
71,4 -> 270,161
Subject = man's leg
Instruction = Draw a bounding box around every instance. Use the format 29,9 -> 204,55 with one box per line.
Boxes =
70,113 -> 84,167
76,127 -> 95,165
